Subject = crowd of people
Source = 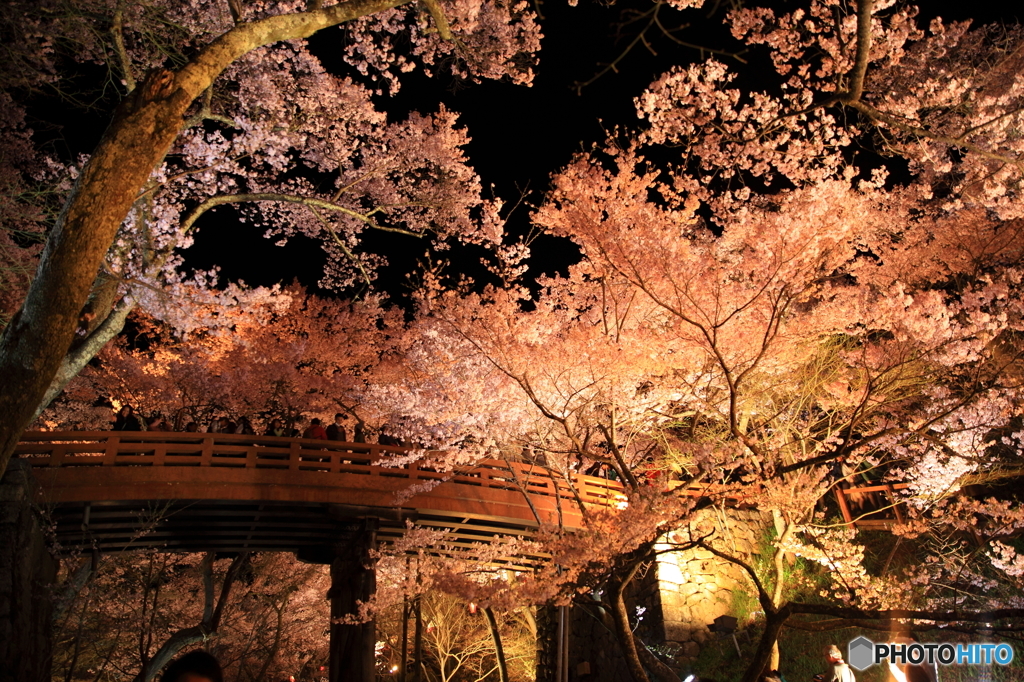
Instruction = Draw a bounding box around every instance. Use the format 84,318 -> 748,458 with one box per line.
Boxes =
110,405 -> 396,445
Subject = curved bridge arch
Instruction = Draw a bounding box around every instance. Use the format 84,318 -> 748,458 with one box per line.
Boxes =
15,431 -> 626,560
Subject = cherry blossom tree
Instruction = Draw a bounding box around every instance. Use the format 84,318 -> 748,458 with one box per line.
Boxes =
41,287 -> 403,433
19,1 -> 1024,680
0,0 -> 542,476
535,0 -> 1024,676
53,550 -> 331,682
365,2 -> 1024,677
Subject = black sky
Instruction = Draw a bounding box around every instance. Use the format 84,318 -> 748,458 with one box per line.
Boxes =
177,0 -> 1020,298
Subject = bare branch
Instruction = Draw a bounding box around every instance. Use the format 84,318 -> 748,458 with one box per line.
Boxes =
179,192 -> 427,236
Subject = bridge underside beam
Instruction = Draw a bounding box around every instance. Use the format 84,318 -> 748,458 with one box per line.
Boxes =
43,500 -> 547,567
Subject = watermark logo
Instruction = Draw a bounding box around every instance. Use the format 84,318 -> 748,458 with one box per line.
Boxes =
847,636 -> 1014,671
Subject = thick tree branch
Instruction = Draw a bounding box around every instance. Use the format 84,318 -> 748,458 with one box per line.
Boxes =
695,540 -> 773,614
847,100 -> 1024,171
633,631 -> 682,682
0,0 -> 420,477
111,3 -> 136,93
32,296 -> 135,420
420,0 -> 454,41
842,0 -> 872,104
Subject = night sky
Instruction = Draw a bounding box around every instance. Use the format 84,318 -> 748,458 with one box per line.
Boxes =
170,1 -> 1020,298
179,0 -> 746,296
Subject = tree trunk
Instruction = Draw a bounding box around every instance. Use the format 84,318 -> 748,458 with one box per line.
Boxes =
413,597 -> 424,682
741,606 -> 790,682
607,567 -> 649,682
768,514 -> 794,672
329,528 -> 377,682
0,0 -> 413,480
482,607 -> 509,682
0,461 -> 58,682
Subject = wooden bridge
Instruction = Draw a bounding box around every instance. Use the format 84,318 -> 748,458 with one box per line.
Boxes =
14,431 -> 902,557
8,431 -> 911,682
14,431 -> 627,562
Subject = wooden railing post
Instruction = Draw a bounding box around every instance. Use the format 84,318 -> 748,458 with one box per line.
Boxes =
103,435 -> 120,466
835,488 -> 854,527
201,436 -> 213,467
153,442 -> 167,467
48,445 -> 66,468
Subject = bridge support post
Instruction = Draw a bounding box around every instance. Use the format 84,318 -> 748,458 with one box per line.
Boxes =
329,521 -> 377,682
534,604 -> 560,682
0,460 -> 57,682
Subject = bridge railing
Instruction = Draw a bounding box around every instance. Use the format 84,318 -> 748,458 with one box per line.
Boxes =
14,431 -> 627,508
834,481 -> 910,530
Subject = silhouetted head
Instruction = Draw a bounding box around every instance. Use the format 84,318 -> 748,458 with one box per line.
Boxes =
311,418 -> 321,425
160,650 -> 223,682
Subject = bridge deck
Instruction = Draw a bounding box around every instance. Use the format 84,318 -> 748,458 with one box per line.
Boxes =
15,432 -> 626,559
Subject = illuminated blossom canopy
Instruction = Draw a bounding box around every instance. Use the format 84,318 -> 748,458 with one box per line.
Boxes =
6,1 -> 1024,681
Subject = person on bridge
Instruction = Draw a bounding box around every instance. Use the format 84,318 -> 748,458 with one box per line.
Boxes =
378,422 -> 402,446
303,418 -> 327,440
265,418 -> 287,437
113,404 -> 142,431
208,416 -> 229,433
326,412 -> 348,441
147,414 -> 171,431
160,649 -> 223,682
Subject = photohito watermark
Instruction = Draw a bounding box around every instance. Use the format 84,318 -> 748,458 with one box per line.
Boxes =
846,637 -> 1015,671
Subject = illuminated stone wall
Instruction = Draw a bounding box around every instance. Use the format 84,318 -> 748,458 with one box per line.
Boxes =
548,507 -> 772,681
655,507 -> 772,668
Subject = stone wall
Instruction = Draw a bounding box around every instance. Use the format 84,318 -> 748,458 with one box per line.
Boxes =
559,507 -> 770,681
565,561 -> 663,682
655,507 -> 772,669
